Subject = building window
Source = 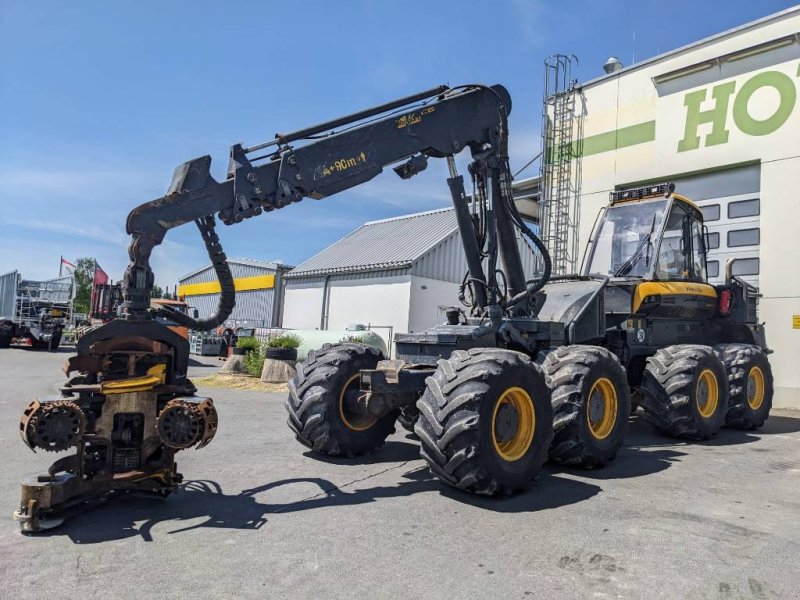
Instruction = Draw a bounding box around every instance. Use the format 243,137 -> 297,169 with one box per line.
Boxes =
707,260 -> 719,278
728,228 -> 760,247
728,198 -> 760,218
732,258 -> 759,276
707,232 -> 720,249
701,204 -> 720,221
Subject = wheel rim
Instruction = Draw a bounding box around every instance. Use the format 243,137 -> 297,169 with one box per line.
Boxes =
491,387 -> 535,462
747,366 -> 765,410
586,377 -> 618,440
338,373 -> 375,432
696,369 -> 719,418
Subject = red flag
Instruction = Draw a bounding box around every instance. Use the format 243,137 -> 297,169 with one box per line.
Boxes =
61,257 -> 76,274
94,264 -> 109,285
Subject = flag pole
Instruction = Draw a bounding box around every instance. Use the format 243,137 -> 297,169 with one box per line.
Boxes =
59,255 -> 62,278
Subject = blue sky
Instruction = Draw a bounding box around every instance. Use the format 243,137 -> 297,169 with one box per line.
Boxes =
1,0 -> 794,287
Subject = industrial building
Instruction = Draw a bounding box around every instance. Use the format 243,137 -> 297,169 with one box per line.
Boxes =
177,258 -> 291,328
548,7 -> 800,407
282,205 -> 540,345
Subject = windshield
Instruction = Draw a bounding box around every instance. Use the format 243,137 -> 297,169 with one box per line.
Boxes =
586,199 -> 667,277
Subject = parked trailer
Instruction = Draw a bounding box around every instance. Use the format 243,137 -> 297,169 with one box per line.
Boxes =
0,270 -> 73,351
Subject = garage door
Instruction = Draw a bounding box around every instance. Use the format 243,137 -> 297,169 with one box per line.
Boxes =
671,164 -> 760,288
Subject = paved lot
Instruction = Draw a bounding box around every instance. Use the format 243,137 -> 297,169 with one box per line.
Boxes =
0,347 -> 799,599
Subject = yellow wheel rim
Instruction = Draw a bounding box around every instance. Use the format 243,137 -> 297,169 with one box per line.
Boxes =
747,366 -> 765,410
586,377 -> 618,440
696,369 -> 719,418
338,374 -> 375,432
491,387 -> 535,462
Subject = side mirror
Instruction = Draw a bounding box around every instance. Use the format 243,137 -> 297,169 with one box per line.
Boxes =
193,308 -> 199,319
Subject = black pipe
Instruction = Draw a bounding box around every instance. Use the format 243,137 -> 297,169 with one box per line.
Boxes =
158,217 -> 236,332
491,170 -> 526,299
449,175 -> 488,310
245,85 -> 450,152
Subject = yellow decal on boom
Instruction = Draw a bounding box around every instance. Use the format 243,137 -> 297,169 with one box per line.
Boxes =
321,152 -> 367,177
396,106 -> 435,129
632,281 -> 717,313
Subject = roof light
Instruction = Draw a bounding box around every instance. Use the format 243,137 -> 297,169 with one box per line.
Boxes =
611,182 -> 675,203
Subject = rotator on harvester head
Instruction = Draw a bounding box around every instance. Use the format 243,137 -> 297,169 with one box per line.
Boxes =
14,82 -> 551,529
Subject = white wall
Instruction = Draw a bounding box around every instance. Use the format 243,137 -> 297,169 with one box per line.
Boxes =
409,276 -> 461,333
283,282 -> 325,330
759,156 -> 800,407
326,275 -> 411,339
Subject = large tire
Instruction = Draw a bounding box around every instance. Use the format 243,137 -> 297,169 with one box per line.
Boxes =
415,348 -> 553,496
48,334 -> 61,352
285,343 -> 397,456
641,345 -> 729,440
0,335 -> 10,349
714,344 -> 773,430
543,345 -> 630,467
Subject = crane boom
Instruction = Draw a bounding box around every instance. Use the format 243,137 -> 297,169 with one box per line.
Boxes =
122,83 -> 550,329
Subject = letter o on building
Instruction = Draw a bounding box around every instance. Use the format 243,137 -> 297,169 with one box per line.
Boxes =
732,71 -> 796,136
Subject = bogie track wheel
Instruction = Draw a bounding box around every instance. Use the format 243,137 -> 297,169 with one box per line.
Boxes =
415,348 -> 553,496
641,345 -> 729,440
714,344 -> 773,430
543,345 -> 630,467
285,343 -> 397,457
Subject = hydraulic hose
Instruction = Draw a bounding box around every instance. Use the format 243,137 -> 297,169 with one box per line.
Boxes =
502,177 -> 552,310
158,216 -> 236,331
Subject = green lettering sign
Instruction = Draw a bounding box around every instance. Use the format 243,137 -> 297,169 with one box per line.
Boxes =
677,81 -> 736,152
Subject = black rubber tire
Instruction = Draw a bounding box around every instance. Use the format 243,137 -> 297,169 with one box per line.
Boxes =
48,334 -> 61,352
285,343 -> 397,456
415,348 -> 553,496
641,345 -> 729,440
0,335 -> 10,349
265,346 -> 298,361
714,343 -> 773,430
543,345 -> 630,467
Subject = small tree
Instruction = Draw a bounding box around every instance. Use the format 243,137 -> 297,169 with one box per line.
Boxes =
150,284 -> 164,299
72,257 -> 98,314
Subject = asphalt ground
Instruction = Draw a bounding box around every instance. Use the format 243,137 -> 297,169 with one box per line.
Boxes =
0,347 -> 799,599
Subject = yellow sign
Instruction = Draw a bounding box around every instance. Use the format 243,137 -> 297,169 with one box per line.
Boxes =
178,274 -> 275,297
793,315 -> 800,329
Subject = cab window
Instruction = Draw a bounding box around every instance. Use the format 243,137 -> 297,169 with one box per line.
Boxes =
655,203 -> 706,282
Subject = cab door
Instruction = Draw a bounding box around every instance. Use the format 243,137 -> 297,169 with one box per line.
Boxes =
633,201 -> 717,318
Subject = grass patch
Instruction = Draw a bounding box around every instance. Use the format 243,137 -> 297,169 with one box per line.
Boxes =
193,374 -> 288,393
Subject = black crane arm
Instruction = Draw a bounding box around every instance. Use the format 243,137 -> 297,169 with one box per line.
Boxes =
122,83 -> 550,330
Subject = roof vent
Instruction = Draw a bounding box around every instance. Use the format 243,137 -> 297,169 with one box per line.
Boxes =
603,56 -> 623,74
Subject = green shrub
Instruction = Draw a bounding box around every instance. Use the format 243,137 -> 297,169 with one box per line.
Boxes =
266,333 -> 302,349
242,345 -> 265,377
236,336 -> 260,350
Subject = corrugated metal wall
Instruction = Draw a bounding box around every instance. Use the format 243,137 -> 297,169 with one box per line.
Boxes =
412,231 -> 542,283
286,267 -> 410,285
179,262 -> 283,327
187,289 -> 277,326
181,262 -> 277,284
0,271 -> 19,319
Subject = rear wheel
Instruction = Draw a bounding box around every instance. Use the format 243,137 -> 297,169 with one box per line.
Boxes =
641,345 -> 728,440
0,335 -> 10,349
543,345 -> 630,467
285,343 -> 397,456
415,348 -> 553,496
714,344 -> 773,430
